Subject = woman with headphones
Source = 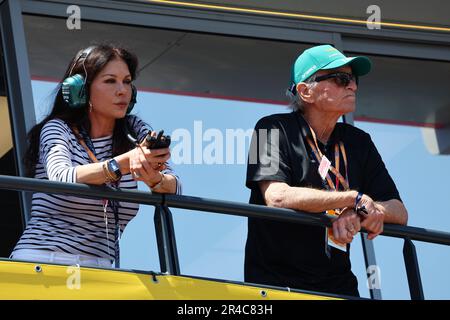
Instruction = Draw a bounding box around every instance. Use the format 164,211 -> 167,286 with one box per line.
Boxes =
10,44 -> 181,268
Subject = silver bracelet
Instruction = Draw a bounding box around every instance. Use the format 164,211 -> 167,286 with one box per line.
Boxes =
151,172 -> 164,192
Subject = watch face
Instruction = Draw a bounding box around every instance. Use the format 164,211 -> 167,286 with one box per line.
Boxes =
108,159 -> 122,178
110,161 -> 119,171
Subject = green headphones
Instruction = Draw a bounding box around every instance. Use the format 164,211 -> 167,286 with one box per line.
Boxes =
61,46 -> 137,114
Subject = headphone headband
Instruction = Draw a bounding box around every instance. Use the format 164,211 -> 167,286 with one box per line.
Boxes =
68,46 -> 97,77
79,46 -> 96,58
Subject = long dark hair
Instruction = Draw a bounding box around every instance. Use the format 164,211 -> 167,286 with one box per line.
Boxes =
24,43 -> 139,177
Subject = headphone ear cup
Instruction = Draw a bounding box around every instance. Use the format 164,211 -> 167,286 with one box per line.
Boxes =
126,84 -> 137,114
61,74 -> 87,109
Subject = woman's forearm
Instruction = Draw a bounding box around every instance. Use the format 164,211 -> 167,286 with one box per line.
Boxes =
76,151 -> 131,185
75,162 -> 109,185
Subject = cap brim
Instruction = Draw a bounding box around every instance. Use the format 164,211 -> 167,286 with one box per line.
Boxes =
322,56 -> 372,76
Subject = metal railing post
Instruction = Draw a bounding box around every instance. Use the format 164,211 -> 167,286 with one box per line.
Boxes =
360,233 -> 382,300
403,238 -> 424,300
153,203 -> 180,275
161,205 -> 180,275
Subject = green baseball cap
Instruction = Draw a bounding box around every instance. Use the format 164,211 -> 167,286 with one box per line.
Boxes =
291,44 -> 372,85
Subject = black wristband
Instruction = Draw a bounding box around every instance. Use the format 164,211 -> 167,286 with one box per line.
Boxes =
355,192 -> 368,216
356,205 -> 368,216
107,159 -> 122,182
355,191 -> 363,209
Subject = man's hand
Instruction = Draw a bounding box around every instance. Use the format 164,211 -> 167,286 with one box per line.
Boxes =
360,204 -> 385,240
357,194 -> 385,240
332,208 -> 361,244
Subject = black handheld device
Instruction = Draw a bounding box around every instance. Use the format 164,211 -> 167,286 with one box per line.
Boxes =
145,130 -> 171,149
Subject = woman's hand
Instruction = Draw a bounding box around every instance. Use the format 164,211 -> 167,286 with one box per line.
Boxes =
129,144 -> 170,187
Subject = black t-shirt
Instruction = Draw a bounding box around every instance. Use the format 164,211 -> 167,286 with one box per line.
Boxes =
245,111 -> 401,296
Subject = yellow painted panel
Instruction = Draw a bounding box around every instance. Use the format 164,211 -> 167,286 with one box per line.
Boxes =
0,260 -> 340,300
0,96 -> 13,158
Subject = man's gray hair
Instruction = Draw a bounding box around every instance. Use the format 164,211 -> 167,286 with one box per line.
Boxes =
286,76 -> 316,114
288,95 -> 305,113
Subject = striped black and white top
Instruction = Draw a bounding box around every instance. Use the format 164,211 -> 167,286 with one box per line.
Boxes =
12,115 -> 181,263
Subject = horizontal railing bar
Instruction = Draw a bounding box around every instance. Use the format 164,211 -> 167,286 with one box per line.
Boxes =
164,193 -> 333,227
0,174 -> 163,205
383,224 -> 450,246
1,175 -> 450,246
0,175 -> 333,228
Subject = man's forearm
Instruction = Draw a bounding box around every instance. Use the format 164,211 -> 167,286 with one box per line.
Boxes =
376,199 -> 408,225
264,182 -> 358,213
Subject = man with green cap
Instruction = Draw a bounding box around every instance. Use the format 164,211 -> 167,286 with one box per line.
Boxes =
245,44 -> 408,297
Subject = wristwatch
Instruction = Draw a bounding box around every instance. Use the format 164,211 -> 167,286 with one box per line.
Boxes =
107,159 -> 122,182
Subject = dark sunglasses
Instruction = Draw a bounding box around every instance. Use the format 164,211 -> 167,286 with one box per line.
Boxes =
313,72 -> 359,87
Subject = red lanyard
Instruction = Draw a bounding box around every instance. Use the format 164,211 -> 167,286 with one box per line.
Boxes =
305,126 -> 349,192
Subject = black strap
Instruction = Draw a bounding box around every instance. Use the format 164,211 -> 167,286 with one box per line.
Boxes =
108,196 -> 121,268
78,126 -> 96,156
